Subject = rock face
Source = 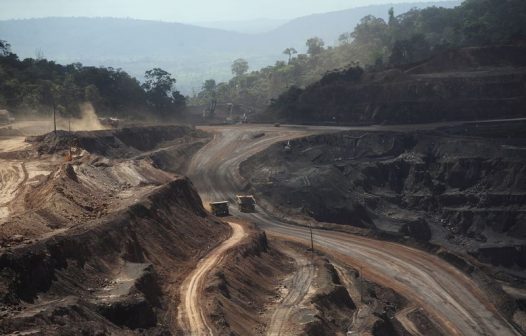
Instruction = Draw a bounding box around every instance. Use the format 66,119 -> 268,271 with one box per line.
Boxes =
265,45 -> 526,124
240,121 -> 526,269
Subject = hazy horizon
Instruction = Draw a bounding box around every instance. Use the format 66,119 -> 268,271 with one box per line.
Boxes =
0,0 -> 456,22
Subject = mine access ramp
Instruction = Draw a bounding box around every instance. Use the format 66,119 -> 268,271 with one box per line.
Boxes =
210,201 -> 230,216
236,195 -> 256,213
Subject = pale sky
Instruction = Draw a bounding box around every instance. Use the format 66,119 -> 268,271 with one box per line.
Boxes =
0,0 -> 442,22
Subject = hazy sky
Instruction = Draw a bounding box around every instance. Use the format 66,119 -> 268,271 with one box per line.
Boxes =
0,0 -> 443,22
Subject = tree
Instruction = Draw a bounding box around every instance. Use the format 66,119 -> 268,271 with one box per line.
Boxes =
142,68 -> 184,118
61,75 -> 82,117
38,81 -> 62,133
202,79 -> 217,95
388,7 -> 397,26
338,33 -> 352,45
201,79 -> 217,116
231,58 -> 249,77
0,43 -> 156,120
0,40 -> 11,56
389,34 -> 431,65
351,16 -> 389,45
143,68 -> 176,94
283,48 -> 298,63
171,90 -> 186,111
306,37 -> 325,56
84,84 -> 102,107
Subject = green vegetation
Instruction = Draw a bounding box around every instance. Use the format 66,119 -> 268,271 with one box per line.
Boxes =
0,4 -> 459,94
2,0 -> 524,121
190,0 -> 526,110
0,41 -> 185,120
142,68 -> 186,119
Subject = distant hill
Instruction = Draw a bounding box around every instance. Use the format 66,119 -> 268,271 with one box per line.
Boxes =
0,1 -> 460,93
264,1 -> 460,46
192,18 -> 289,34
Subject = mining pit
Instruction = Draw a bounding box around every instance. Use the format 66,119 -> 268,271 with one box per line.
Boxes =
241,121 -> 526,270
0,121 -> 524,335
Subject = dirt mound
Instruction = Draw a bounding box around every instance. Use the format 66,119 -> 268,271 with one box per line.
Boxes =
0,155 -> 174,242
0,178 -> 230,335
0,124 -> 212,243
241,121 -> 526,271
28,125 -> 209,158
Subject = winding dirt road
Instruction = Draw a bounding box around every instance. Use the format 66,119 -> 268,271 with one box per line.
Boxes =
186,124 -> 521,336
177,222 -> 247,335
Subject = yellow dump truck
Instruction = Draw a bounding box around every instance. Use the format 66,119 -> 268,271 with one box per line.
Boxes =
236,195 -> 256,213
210,201 -> 230,216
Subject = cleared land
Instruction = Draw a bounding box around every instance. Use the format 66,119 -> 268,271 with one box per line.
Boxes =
187,123 -> 522,336
0,121 -> 523,335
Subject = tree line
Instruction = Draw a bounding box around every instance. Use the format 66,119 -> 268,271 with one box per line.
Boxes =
190,0 -> 526,111
0,41 -> 185,120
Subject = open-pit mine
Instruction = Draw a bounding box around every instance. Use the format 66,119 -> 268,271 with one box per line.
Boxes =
0,119 -> 525,336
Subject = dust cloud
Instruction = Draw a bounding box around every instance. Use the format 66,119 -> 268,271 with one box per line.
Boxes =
58,103 -> 107,131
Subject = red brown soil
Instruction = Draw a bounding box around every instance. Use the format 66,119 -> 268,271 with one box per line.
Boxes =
201,224 -> 293,336
0,126 -> 232,335
187,124 -> 522,336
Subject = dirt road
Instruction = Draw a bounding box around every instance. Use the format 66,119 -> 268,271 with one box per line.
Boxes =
178,222 -> 247,335
0,136 -> 30,152
187,124 -> 521,336
0,160 -> 26,221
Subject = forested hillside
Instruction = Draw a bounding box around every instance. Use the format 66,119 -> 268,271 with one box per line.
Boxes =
0,2 -> 457,93
0,41 -> 185,120
191,0 -> 526,117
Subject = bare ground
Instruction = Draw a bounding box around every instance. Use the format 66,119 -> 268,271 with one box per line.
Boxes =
0,125 -> 232,335
187,123 -> 522,336
177,222 -> 247,335
1,121 -> 523,335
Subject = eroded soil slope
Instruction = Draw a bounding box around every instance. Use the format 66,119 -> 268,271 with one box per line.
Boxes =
0,126 -> 232,335
0,126 -> 210,243
203,228 -> 292,336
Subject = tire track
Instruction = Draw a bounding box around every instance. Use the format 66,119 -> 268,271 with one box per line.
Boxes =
267,247 -> 315,336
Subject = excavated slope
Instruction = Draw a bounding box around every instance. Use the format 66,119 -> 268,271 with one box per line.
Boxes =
240,121 -> 526,271
265,45 -> 526,124
0,177 -> 230,334
0,126 -> 229,334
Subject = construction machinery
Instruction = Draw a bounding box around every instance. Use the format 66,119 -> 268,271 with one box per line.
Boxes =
99,117 -> 120,128
236,195 -> 256,213
210,201 -> 230,216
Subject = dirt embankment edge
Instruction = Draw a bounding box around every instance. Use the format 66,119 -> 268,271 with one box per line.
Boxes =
0,177 -> 230,335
